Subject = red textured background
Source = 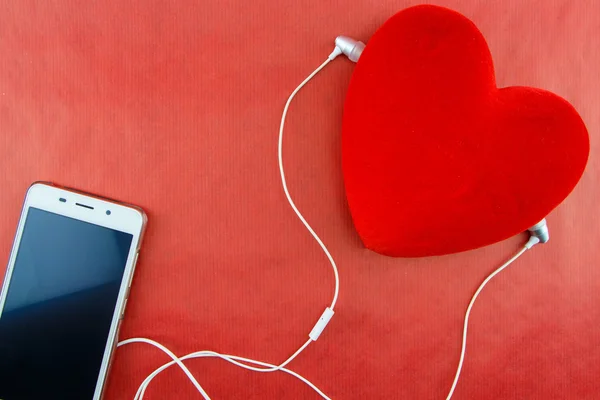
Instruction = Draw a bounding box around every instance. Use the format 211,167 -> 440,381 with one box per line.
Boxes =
0,1 -> 598,399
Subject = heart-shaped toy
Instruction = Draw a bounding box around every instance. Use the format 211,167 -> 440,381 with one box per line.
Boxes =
342,5 -> 589,257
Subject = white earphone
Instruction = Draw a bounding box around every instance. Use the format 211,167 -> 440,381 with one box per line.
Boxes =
528,218 -> 549,243
118,37 -> 550,400
330,36 -> 366,62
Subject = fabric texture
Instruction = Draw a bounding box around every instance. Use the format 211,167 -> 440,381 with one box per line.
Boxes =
0,1 -> 599,399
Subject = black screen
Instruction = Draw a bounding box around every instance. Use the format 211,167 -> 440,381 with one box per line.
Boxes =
0,207 -> 133,400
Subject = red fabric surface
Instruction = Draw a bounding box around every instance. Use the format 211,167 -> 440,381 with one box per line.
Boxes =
343,5 -> 589,257
0,1 -> 599,399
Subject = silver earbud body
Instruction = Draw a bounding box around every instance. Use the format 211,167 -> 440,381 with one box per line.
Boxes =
335,36 -> 366,63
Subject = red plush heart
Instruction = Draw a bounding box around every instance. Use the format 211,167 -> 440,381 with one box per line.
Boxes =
342,5 -> 589,257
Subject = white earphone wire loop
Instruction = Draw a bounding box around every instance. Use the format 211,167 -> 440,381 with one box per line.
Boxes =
117,338 -> 331,400
119,341 -> 332,400
117,337 -> 212,400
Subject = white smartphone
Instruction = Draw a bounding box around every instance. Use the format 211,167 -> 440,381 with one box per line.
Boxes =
0,182 -> 146,399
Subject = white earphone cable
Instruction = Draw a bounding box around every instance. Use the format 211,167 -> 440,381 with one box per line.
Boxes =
115,48 -> 545,399
278,56 -> 340,310
117,56 -> 337,399
117,338 -> 212,399
117,338 -> 332,400
445,239 -> 537,400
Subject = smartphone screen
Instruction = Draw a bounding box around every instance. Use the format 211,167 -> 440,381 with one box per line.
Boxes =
0,207 -> 133,399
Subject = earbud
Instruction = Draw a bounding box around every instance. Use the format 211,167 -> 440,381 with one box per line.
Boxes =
527,218 -> 549,247
329,36 -> 366,62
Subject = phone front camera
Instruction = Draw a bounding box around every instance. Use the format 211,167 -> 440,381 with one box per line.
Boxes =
106,210 -> 112,216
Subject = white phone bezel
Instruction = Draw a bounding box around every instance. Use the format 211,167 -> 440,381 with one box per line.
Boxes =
0,182 -> 146,400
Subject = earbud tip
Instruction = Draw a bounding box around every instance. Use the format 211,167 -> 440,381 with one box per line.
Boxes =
527,218 -> 549,243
